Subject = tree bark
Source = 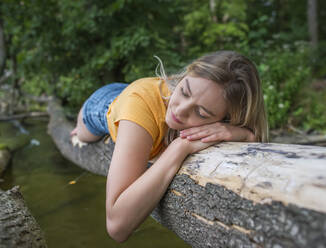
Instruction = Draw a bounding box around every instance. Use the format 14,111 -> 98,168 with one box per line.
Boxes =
0,17 -> 6,76
0,186 -> 47,248
47,100 -> 326,248
209,0 -> 217,23
307,0 -> 318,48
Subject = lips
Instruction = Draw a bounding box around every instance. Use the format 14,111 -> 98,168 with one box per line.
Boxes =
171,111 -> 183,124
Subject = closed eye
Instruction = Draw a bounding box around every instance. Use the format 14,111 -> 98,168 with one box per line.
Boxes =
180,87 -> 189,97
195,108 -> 209,119
181,87 -> 209,119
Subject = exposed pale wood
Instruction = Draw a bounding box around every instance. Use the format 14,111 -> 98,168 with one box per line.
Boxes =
47,99 -> 326,248
179,142 -> 326,213
0,186 -> 47,248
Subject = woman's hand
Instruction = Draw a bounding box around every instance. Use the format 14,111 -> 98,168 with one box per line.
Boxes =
180,122 -> 255,143
174,136 -> 217,155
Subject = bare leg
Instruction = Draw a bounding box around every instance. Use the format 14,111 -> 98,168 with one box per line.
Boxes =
71,107 -> 103,143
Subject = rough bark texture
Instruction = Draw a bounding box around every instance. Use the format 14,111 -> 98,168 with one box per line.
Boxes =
0,186 -> 47,248
47,100 -> 326,248
47,99 -> 114,176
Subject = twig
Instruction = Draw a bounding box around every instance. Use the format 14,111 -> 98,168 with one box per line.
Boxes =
22,93 -> 53,103
288,124 -> 305,135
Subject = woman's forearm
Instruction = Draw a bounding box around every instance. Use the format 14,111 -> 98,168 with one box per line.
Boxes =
106,138 -> 189,242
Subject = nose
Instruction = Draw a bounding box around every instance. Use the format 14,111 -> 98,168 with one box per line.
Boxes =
175,101 -> 191,118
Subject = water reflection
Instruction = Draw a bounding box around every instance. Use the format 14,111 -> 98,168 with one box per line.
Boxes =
0,120 -> 190,248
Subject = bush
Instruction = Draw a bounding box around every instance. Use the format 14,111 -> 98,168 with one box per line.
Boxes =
257,42 -> 312,129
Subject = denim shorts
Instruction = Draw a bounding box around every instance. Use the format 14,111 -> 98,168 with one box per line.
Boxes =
82,83 -> 128,136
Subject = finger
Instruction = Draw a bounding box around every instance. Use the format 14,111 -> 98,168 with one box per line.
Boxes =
181,122 -> 221,137
201,134 -> 223,143
186,130 -> 211,141
180,128 -> 199,138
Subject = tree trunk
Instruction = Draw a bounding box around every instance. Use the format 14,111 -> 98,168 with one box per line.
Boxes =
209,0 -> 217,23
47,100 -> 326,248
307,0 -> 318,48
0,17 -> 6,76
0,186 -> 47,248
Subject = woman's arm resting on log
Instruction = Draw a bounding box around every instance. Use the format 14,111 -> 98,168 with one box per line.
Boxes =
106,120 -> 214,242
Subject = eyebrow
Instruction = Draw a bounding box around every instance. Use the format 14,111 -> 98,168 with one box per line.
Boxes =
185,79 -> 216,117
185,79 -> 192,95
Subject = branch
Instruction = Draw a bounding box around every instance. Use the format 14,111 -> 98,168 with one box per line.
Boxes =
0,112 -> 49,121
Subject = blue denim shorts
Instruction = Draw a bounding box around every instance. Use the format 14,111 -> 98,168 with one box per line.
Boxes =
82,83 -> 128,136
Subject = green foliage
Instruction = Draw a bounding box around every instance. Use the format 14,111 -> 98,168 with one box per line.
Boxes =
258,43 -> 312,129
1,0 -> 325,131
292,83 -> 326,131
182,0 -> 248,57
0,144 -> 8,150
2,0 -> 185,108
312,41 -> 326,77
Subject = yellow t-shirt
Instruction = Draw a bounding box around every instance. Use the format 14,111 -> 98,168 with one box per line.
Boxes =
106,77 -> 171,159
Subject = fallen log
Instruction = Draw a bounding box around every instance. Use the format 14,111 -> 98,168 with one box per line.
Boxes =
0,186 -> 47,248
271,130 -> 326,146
0,112 -> 48,121
47,100 -> 326,248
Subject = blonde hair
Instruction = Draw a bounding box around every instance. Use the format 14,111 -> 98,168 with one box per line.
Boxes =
155,51 -> 269,144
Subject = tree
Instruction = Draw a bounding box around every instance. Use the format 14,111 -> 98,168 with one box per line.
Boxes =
307,0 -> 318,48
0,17 -> 5,76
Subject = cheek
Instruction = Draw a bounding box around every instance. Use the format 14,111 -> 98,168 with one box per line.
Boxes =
185,116 -> 206,128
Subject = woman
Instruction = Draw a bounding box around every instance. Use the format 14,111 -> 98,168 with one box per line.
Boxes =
71,51 -> 268,242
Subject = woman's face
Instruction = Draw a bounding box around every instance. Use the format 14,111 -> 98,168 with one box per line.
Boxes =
165,75 -> 228,130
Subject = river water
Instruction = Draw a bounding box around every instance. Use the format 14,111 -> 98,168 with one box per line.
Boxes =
0,120 -> 190,248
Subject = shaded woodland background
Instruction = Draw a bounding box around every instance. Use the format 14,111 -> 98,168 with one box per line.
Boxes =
0,0 -> 325,132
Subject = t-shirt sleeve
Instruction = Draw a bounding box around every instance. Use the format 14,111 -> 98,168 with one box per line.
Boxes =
113,92 -> 159,143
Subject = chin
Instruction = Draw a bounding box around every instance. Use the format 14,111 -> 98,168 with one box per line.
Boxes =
165,116 -> 182,130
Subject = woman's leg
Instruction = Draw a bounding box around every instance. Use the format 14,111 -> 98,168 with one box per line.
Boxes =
71,107 -> 103,143
70,82 -> 128,143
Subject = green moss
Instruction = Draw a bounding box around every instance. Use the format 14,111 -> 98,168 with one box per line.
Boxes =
0,135 -> 30,152
0,143 -> 8,150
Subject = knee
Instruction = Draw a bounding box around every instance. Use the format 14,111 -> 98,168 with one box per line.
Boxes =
77,127 -> 102,143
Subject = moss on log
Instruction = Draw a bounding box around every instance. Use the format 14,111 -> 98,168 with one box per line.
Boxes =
47,100 -> 326,248
0,186 -> 47,248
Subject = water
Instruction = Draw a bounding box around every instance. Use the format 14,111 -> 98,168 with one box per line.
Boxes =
0,119 -> 190,248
